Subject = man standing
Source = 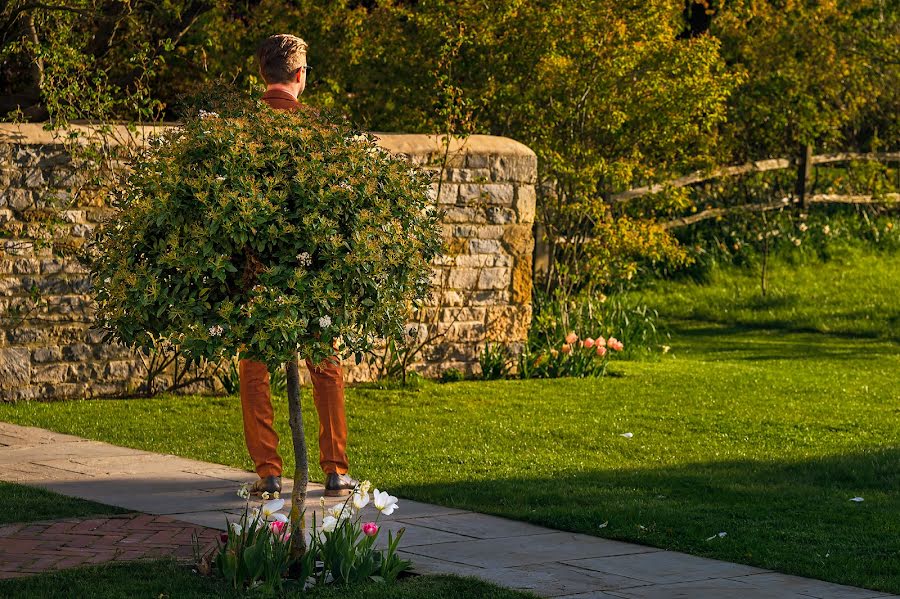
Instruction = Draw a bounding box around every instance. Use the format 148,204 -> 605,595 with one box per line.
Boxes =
241,34 -> 357,497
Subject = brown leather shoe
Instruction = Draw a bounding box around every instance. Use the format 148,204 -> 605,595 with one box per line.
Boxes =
250,475 -> 281,496
324,473 -> 358,497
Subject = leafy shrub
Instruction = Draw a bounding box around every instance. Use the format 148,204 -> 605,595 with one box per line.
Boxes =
478,343 -> 511,380
89,93 -> 443,371
439,368 -> 465,383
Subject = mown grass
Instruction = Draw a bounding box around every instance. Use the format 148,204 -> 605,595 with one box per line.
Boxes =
0,248 -> 897,593
630,246 -> 900,341
0,481 -> 127,524
0,560 -> 534,598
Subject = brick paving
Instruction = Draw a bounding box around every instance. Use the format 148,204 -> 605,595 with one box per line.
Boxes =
0,513 -> 219,580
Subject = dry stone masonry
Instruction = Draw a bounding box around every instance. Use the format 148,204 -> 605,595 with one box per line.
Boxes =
0,125 -> 535,400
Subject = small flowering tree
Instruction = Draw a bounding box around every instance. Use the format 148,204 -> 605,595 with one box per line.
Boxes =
90,95 -> 443,556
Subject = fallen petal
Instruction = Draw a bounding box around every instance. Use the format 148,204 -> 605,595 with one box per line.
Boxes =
849,497 -> 864,502
620,432 -> 633,439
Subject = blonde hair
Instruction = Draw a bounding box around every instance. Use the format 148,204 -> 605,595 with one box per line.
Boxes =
256,34 -> 308,84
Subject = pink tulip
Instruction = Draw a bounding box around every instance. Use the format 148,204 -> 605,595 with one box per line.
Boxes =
270,521 -> 287,535
596,345 -> 607,357
608,337 -> 624,352
565,331 -> 578,344
583,338 -> 595,348
596,336 -> 607,347
362,522 -> 379,537
561,343 -> 572,354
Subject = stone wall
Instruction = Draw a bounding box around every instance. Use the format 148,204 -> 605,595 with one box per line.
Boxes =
0,124 -> 535,400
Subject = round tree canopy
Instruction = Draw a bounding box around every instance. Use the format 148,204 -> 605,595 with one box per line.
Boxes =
91,97 -> 443,370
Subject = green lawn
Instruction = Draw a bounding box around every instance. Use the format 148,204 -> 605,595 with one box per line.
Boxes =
1,251 -> 898,593
0,560 -> 533,598
630,246 -> 900,341
0,481 -> 127,524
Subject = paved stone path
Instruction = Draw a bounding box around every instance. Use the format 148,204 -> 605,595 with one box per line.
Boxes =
0,422 -> 895,599
0,514 -> 219,579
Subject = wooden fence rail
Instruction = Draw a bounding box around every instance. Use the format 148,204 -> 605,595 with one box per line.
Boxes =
611,151 -> 900,204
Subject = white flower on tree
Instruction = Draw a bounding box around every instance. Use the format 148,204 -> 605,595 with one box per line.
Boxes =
319,315 -> 332,329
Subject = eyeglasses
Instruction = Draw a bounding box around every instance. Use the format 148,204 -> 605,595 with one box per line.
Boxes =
298,65 -> 313,75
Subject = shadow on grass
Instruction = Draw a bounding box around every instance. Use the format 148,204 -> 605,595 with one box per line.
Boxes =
396,448 -> 900,594
668,322 -> 900,360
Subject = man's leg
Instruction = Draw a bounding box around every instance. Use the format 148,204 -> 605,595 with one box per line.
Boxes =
306,357 -> 355,495
239,359 -> 283,490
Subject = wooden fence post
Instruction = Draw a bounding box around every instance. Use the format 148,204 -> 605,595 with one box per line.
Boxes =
796,144 -> 813,209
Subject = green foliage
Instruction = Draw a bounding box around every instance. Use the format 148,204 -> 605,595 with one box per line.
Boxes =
214,507 -> 305,594
438,368 -> 465,383
89,93 -> 443,370
478,343 -> 511,380
530,290 -> 667,360
712,0 -> 900,158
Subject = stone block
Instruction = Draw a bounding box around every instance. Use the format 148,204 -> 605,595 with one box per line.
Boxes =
62,343 -> 93,361
464,153 -> 491,169
0,385 -> 40,402
12,258 -> 40,274
104,360 -> 135,379
437,321 -> 486,343
447,268 -> 480,290
61,210 -> 87,223
445,168 -> 491,183
427,182 -> 460,205
438,307 -> 487,323
514,185 -> 536,223
0,208 -> 13,223
476,267 -> 510,290
39,382 -> 85,399
485,305 -> 532,342
31,363 -> 70,384
2,188 -> 33,211
468,239 -> 503,254
485,207 -> 517,225
70,223 -> 95,238
0,347 -> 31,386
23,168 -> 45,188
441,207 -> 481,224
502,224 -> 534,256
458,183 -> 515,206
494,154 -> 538,184
511,255 -> 533,304
454,254 -> 511,268
32,346 -> 62,363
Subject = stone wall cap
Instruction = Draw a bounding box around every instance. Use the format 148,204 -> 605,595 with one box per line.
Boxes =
371,134 -> 535,159
0,123 -> 534,159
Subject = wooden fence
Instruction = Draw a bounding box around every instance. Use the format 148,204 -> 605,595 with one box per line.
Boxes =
609,149 -> 900,230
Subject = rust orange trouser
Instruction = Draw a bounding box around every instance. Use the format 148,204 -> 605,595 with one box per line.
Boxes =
239,358 -> 349,478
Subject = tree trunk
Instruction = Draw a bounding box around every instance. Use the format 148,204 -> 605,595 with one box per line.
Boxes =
285,357 -> 309,558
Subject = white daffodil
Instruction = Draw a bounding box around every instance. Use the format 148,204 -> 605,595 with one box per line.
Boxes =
373,489 -> 399,516
328,503 -> 353,521
237,484 -> 251,499
261,499 -> 289,523
261,492 -> 270,500
321,515 -> 338,533
352,491 -> 370,511
360,480 -> 372,496
230,522 -> 243,536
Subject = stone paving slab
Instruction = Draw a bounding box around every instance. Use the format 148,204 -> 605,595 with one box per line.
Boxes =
0,422 -> 896,599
